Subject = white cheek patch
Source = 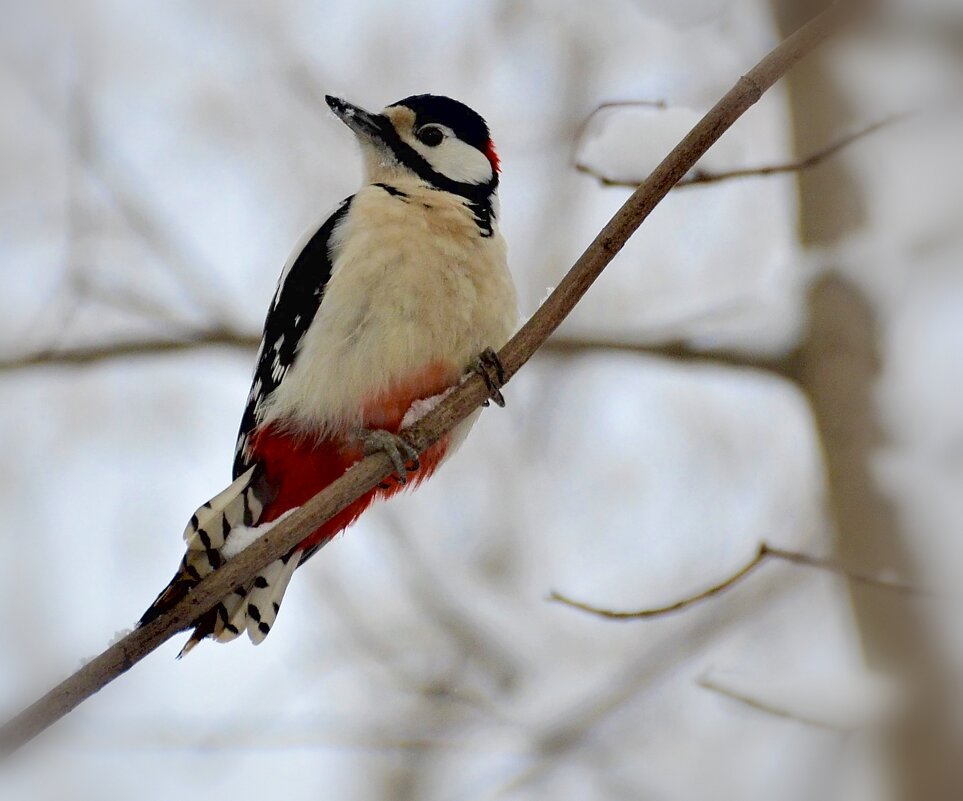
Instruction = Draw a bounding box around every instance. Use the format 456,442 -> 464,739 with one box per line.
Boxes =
407,129 -> 493,185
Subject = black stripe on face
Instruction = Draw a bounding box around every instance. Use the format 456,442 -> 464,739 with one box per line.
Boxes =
378,121 -> 498,198
371,116 -> 497,236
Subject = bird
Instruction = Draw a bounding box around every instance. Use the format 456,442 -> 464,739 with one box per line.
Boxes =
139,94 -> 518,655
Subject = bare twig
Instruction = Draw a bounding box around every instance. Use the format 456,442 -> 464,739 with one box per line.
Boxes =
549,541 -> 926,621
697,674 -> 854,733
765,543 -> 924,595
0,329 -> 260,372
575,111 -> 911,189
549,544 -> 770,620
542,336 -> 798,376
0,4 -> 853,756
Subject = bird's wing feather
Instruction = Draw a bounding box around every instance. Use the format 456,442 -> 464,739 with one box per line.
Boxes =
233,196 -> 354,478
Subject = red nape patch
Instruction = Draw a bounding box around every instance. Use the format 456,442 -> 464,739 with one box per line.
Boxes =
485,138 -> 500,173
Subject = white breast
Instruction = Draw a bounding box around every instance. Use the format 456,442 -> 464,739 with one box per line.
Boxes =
262,180 -> 517,439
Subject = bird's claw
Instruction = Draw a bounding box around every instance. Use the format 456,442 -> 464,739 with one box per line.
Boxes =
361,429 -> 420,485
472,347 -> 507,408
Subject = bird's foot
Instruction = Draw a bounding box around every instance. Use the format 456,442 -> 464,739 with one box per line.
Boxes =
472,347 -> 507,408
360,429 -> 420,486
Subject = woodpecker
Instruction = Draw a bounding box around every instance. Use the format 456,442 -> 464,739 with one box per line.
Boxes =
140,94 -> 517,654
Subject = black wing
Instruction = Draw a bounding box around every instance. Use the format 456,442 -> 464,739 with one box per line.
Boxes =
233,196 -> 354,479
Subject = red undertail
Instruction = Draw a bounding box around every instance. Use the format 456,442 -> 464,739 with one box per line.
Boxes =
250,362 -> 458,551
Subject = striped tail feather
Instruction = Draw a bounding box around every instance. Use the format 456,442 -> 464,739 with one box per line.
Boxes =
197,550 -> 303,647
177,548 -> 303,656
138,465 -> 270,628
178,524 -> 303,658
139,460 -> 306,656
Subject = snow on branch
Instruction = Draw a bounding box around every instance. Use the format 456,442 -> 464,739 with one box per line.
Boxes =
0,2 -> 859,757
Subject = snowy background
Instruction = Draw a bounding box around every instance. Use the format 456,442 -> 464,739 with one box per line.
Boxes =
2,1 -> 963,799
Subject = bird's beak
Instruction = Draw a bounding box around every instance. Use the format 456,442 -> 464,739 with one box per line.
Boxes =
325,95 -> 387,145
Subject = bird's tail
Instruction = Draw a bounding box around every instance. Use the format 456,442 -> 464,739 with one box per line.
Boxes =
139,465 -> 271,630
187,548 -> 302,655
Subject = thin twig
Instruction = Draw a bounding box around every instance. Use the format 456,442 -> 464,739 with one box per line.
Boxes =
549,543 -> 769,620
0,3 -> 854,756
574,111 -> 911,189
542,336 -> 798,376
549,541 -> 926,621
764,543 -> 924,596
0,329 -> 260,371
697,674 -> 854,733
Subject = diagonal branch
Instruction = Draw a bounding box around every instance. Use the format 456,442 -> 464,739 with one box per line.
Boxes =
549,540 -> 927,621
0,2 -> 856,756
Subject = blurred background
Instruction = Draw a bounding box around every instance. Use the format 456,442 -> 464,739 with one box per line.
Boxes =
2,0 -> 963,799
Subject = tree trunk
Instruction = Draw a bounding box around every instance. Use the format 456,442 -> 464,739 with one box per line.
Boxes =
775,2 -> 963,798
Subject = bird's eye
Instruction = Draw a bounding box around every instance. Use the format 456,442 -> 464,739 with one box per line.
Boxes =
416,126 -> 445,147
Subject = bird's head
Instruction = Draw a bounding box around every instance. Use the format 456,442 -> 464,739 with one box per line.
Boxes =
326,94 -> 499,199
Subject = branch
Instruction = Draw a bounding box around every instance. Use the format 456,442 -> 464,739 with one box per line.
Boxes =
549,543 -> 769,619
549,541 -> 926,621
0,3 -> 854,756
697,674 -> 854,733
0,329 -> 260,372
542,336 -> 798,375
575,111 -> 911,189
0,331 -> 797,377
